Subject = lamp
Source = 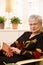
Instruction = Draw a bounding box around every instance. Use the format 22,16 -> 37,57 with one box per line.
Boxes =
5,0 -> 12,12
5,0 -> 12,29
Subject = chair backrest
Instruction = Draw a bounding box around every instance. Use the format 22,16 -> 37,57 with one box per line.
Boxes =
41,27 -> 43,32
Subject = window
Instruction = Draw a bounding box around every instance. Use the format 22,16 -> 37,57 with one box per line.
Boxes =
0,0 -> 43,29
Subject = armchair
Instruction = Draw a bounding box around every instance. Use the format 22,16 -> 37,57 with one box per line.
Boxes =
5,58 -> 43,65
16,58 -> 43,65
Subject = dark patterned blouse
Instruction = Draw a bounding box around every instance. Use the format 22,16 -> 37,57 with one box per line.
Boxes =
11,32 -> 43,59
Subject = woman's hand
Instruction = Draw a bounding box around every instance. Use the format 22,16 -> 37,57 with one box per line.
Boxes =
10,47 -> 21,54
3,47 -> 14,57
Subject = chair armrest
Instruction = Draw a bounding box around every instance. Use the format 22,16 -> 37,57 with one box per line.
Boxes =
16,58 -> 43,65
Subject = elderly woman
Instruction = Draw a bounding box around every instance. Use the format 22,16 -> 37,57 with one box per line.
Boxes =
0,14 -> 43,65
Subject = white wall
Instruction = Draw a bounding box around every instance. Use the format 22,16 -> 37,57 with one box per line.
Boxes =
0,29 -> 28,45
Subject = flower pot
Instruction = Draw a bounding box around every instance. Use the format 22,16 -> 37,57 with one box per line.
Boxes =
12,24 -> 18,29
0,23 -> 4,29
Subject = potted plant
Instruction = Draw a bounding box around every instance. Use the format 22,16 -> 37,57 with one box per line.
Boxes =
0,16 -> 6,29
10,16 -> 21,29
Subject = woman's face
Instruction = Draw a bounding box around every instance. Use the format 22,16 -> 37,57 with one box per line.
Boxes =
29,20 -> 42,33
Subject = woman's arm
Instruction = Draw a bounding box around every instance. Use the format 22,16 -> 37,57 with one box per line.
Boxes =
10,32 -> 28,47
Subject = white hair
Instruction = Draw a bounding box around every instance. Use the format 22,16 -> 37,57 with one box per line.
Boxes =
29,14 -> 42,23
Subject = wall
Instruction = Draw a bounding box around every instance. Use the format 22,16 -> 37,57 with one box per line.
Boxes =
0,29 -> 28,45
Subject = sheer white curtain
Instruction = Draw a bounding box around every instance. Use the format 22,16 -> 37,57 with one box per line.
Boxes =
0,0 -> 23,29
0,0 -> 43,29
0,0 -> 5,16
4,0 -> 23,29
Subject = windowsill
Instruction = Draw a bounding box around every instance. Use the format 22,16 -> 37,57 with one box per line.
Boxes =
0,29 -> 30,32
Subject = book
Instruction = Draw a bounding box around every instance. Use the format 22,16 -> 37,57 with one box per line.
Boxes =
2,42 -> 13,56
2,42 -> 10,52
